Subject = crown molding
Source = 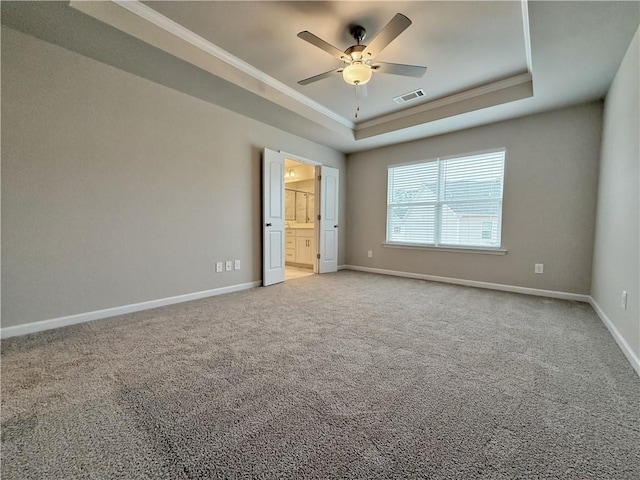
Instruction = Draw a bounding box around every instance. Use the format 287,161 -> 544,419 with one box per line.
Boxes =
70,0 -> 354,133
355,72 -> 533,132
521,0 -> 533,73
111,0 -> 354,129
70,0 -> 534,144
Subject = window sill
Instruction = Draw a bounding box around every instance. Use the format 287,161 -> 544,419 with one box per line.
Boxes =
382,242 -> 507,255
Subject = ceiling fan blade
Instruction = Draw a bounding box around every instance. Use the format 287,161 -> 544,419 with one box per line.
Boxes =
362,13 -> 412,60
297,31 -> 350,62
298,68 -> 343,85
372,62 -> 427,78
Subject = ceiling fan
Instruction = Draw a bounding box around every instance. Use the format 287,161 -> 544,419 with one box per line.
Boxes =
297,13 -> 427,90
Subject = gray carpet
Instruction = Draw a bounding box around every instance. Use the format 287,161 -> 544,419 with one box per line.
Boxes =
2,271 -> 639,479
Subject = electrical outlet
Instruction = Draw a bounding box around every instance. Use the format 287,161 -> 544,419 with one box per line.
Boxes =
215,262 -> 223,273
367,250 -> 373,258
234,260 -> 241,270
622,290 -> 628,310
225,260 -> 233,272
534,263 -> 544,274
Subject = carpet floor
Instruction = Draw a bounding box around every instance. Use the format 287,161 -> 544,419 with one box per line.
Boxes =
2,271 -> 639,479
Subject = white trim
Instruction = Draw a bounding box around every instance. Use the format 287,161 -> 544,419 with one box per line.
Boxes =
338,264 -> 347,271
355,72 -> 532,131
340,266 -> 640,376
342,265 -> 590,302
521,0 -> 533,73
383,242 -> 507,255
110,0 -> 354,129
70,0 -> 534,141
0,281 -> 261,339
279,151 -> 322,166
589,297 -> 640,377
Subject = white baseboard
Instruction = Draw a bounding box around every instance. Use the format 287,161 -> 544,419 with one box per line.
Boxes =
342,265 -> 591,302
589,297 -> 640,377
0,281 -> 262,339
341,265 -> 639,376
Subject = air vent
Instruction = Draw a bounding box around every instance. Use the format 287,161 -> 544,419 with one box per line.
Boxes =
393,89 -> 425,104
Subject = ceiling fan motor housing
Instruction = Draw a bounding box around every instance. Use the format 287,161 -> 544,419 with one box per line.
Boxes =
345,44 -> 366,62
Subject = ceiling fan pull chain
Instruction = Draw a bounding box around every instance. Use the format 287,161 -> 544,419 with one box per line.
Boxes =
354,85 -> 360,118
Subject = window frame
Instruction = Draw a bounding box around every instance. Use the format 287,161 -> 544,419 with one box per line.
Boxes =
384,149 -> 507,254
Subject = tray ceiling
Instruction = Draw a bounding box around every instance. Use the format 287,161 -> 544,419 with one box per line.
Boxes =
2,1 -> 638,152
142,1 -> 530,124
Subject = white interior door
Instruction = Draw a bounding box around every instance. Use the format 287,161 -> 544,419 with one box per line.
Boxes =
262,148 -> 285,286
318,165 -> 339,273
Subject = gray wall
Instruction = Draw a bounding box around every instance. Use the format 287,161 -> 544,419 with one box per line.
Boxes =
1,27 -> 346,328
346,103 -> 603,294
591,27 -> 640,359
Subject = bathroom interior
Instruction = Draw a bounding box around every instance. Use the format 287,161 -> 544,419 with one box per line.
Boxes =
284,159 -> 316,280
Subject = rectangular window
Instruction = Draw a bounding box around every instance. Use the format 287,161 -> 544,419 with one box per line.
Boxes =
387,150 -> 505,249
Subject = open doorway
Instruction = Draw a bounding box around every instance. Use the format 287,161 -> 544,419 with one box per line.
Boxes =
284,159 -> 316,281
262,148 -> 339,287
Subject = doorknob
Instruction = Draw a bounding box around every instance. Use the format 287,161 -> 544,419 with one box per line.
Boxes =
266,223 -> 272,227
334,225 -> 338,228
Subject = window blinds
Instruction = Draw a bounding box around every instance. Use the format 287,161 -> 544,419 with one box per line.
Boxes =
387,150 -> 505,248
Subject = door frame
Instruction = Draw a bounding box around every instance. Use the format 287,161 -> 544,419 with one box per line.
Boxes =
279,151 -> 321,273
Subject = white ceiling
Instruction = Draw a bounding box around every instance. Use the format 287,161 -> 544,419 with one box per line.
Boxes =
2,1 -> 639,153
142,0 -> 529,123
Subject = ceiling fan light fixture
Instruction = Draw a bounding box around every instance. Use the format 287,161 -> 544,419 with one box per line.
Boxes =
342,62 -> 372,85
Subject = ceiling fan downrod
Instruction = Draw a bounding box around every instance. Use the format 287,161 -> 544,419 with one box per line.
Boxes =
349,25 -> 367,45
